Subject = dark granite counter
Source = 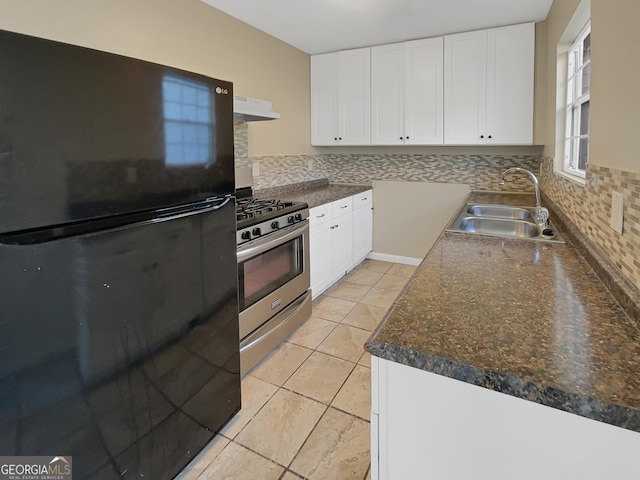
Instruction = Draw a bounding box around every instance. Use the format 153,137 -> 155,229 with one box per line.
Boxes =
258,183 -> 371,209
366,192 -> 640,432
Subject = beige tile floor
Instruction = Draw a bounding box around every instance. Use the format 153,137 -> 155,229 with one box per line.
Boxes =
177,259 -> 416,480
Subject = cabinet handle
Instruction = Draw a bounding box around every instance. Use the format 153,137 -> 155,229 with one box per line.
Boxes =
480,135 -> 484,139
316,213 -> 325,218
334,224 -> 339,228
361,197 -> 368,201
400,136 -> 404,140
340,205 -> 348,209
488,135 -> 492,139
407,136 -> 410,139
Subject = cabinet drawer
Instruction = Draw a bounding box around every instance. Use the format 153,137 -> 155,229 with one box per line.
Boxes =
353,190 -> 373,208
332,197 -> 353,217
309,204 -> 333,227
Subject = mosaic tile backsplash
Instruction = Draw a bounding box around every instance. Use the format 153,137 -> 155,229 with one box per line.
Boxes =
231,127 -> 640,293
539,156 -> 640,292
234,122 -> 249,167
247,153 -> 541,193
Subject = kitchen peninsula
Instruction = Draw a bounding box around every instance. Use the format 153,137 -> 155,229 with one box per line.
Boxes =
366,193 -> 640,479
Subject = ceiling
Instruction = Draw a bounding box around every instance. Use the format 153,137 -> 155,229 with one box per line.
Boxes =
200,0 -> 553,55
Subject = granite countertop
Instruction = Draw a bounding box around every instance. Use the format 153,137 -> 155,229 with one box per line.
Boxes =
258,183 -> 371,209
366,192 -> 640,432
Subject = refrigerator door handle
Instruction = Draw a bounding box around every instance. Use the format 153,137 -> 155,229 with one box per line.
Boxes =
0,196 -> 234,246
149,196 -> 233,226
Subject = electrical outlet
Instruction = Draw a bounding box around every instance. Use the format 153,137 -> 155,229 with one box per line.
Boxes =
252,161 -> 260,177
610,191 -> 624,234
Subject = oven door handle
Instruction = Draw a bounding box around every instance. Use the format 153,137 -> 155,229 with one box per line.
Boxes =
237,220 -> 308,262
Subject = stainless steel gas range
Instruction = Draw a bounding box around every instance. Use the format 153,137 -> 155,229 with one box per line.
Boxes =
235,169 -> 312,375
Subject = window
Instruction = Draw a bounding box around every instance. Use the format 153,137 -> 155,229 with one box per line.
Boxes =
162,76 -> 213,166
563,22 -> 591,177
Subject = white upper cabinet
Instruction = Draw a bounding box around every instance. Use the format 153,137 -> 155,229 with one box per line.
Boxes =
371,37 -> 444,145
486,23 -> 535,145
311,23 -> 534,147
444,22 -> 534,145
311,48 -> 371,146
371,43 -> 405,145
310,52 -> 339,146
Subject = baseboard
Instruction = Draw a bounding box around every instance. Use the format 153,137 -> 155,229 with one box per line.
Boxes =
368,251 -> 422,266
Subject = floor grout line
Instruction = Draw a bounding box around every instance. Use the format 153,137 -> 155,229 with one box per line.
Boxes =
187,260 -> 412,479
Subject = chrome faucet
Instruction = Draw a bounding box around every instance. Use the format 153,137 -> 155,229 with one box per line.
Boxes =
499,167 -> 549,228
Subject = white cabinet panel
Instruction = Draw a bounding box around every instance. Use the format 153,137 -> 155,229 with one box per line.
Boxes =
309,192 -> 373,299
353,190 -> 373,265
372,357 -> 640,480
332,207 -> 354,278
309,216 -> 334,298
371,38 -> 443,145
311,48 -> 370,146
310,53 -> 339,146
486,23 -> 535,145
309,198 -> 354,299
371,43 -> 405,145
444,29 -> 487,144
444,23 -> 534,145
339,48 -> 371,145
404,37 -> 444,145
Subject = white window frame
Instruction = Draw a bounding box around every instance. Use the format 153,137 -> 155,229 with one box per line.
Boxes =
563,22 -> 591,179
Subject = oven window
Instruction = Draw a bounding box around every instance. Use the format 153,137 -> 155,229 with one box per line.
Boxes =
238,235 -> 304,311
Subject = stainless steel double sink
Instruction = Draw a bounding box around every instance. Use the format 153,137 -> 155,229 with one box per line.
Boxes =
447,203 -> 564,243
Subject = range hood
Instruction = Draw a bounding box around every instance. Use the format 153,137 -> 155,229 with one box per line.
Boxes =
233,95 -> 280,122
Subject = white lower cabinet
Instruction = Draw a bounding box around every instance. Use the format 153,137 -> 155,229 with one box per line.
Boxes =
309,189 -> 373,299
309,209 -> 334,299
309,197 -> 353,299
371,356 -> 640,480
353,190 -> 373,265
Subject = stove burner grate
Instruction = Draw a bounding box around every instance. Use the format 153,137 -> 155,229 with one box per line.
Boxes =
236,197 -> 296,222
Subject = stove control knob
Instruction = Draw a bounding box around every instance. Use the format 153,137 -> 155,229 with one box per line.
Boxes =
252,227 -> 262,236
294,213 -> 303,222
287,216 -> 294,224
271,221 -> 279,229
241,231 -> 251,240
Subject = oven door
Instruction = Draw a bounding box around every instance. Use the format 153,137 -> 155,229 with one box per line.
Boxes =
237,220 -> 310,339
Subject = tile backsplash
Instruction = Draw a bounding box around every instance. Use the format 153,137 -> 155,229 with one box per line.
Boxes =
539,156 -> 640,293
245,153 -> 540,193
232,124 -> 640,294
234,122 -> 249,167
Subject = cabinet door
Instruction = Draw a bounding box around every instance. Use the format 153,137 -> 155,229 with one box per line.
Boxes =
353,190 -> 373,265
353,204 -> 373,266
311,53 -> 339,146
332,211 -> 354,281
486,23 -> 534,144
405,37 -> 444,145
371,43 -> 405,145
309,219 -> 334,299
375,358 -> 640,480
338,48 -> 371,145
444,30 -> 487,145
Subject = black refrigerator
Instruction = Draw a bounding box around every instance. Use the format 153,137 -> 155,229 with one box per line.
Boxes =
0,30 -> 241,479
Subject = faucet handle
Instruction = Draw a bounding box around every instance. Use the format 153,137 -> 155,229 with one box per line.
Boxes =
535,206 -> 549,228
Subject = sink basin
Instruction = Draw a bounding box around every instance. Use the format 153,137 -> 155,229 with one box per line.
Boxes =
466,204 -> 533,220
446,203 -> 565,243
457,217 -> 540,238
